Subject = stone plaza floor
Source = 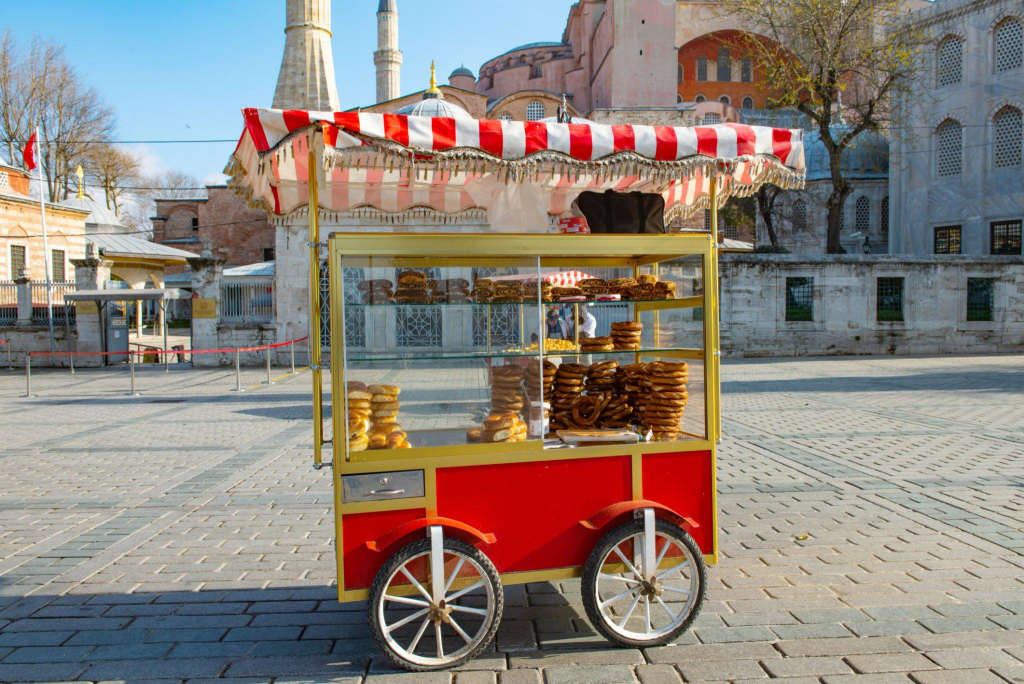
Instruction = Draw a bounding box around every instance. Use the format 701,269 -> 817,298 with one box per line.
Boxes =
0,355 -> 1023,683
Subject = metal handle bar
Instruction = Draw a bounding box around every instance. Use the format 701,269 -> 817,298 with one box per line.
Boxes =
368,489 -> 406,497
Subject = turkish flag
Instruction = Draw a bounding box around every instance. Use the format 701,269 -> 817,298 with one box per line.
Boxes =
23,131 -> 37,171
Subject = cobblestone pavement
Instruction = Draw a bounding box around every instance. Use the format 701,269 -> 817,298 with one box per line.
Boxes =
0,355 -> 1023,683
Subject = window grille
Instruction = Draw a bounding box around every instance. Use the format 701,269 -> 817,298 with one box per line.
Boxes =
934,225 -> 962,254
10,245 -> 25,277
342,267 -> 366,348
993,106 -> 1022,168
990,219 -> 1022,255
678,63 -> 684,84
703,113 -> 720,124
532,63 -> 543,78
220,277 -> 274,325
966,277 -> 995,321
697,56 -> 707,81
936,37 -> 962,87
31,280 -> 76,326
497,112 -> 513,121
881,197 -> 889,233
785,277 -> 814,321
840,199 -> 846,231
717,48 -> 731,81
741,57 -> 752,82
319,261 -> 331,351
719,95 -> 731,105
995,18 -> 1023,73
396,267 -> 442,348
695,94 -> 706,103
936,119 -> 962,177
526,101 -> 545,121
876,277 -> 904,322
855,196 -> 870,232
742,96 -> 754,110
0,281 -> 15,325
792,199 -> 807,233
0,171 -> 9,191
51,250 -> 65,282
703,209 -> 711,231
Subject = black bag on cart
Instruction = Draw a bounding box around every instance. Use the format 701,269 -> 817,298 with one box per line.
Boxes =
575,190 -> 666,234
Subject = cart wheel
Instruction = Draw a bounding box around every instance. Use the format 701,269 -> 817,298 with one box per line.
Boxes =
582,515 -> 705,648
368,536 -> 503,671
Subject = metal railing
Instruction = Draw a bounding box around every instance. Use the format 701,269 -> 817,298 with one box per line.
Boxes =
220,277 -> 274,325
30,280 -> 76,326
0,281 -> 15,325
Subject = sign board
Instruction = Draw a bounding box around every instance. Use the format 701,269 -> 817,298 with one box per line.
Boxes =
75,301 -> 99,314
192,298 -> 217,319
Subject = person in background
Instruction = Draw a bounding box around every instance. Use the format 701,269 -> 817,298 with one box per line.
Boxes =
530,333 -> 540,345
546,308 -> 570,339
577,306 -> 597,339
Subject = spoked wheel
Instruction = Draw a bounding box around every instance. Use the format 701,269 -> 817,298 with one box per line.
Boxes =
582,513 -> 705,648
368,534 -> 502,671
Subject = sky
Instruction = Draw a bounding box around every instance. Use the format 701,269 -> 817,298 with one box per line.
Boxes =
3,0 -> 577,186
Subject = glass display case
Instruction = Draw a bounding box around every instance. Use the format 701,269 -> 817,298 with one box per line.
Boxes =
329,233 -> 717,462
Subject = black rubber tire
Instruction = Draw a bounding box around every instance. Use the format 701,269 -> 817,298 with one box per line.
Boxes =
368,537 -> 503,672
582,518 -> 706,648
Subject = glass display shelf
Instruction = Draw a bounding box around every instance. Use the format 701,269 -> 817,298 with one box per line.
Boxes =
346,347 -> 698,363
346,297 -> 695,308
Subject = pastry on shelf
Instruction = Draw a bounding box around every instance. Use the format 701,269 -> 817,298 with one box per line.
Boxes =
611,321 -> 642,350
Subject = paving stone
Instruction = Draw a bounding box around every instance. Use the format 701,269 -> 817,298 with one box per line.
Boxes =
499,671 -> 542,684
83,657 -> 230,680
543,664 -> 637,684
908,670 -> 1006,684
930,603 -> 1009,618
916,617 -> 1002,633
509,650 -> 644,668
455,671 -> 497,684
770,623 -> 853,640
845,620 -> 928,637
0,645 -> 93,663
694,626 -> 775,644
846,653 -> 939,674
635,663 -> 683,684
922,648 -> 1021,669
365,674 -> 451,684
775,637 -> 912,658
821,675 -> 913,683
676,658 -> 767,681
86,643 -> 175,660
761,656 -> 853,678
646,642 -> 781,664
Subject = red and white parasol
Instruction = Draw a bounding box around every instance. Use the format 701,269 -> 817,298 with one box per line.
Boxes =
489,271 -> 595,288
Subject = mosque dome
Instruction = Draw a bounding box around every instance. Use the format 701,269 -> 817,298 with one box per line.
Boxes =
450,65 -> 475,80
804,126 -> 889,182
397,62 -> 474,120
60,194 -> 126,232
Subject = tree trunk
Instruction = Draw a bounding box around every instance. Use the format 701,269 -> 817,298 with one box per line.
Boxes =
825,191 -> 847,254
756,186 -> 779,248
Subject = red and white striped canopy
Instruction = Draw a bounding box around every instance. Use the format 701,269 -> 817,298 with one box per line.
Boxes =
490,271 -> 595,287
228,108 -> 805,224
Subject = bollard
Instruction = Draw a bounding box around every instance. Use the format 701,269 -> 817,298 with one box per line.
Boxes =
290,340 -> 295,374
265,345 -> 273,384
69,349 -> 74,375
6,340 -> 11,371
232,349 -> 244,392
23,356 -> 34,398
128,352 -> 140,396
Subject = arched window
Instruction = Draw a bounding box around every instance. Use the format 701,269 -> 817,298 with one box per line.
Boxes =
677,94 -> 684,104
532,63 -> 543,78
703,113 -> 720,124
881,196 -> 889,233
995,18 -> 1023,73
717,48 -> 732,81
526,101 -> 545,121
742,96 -> 754,110
936,37 -> 962,87
741,57 -> 752,82
994,106 -> 1023,168
936,119 -> 963,177
678,63 -> 684,84
697,56 -> 707,81
497,112 -> 513,121
719,95 -> 731,105
792,198 -> 807,233
695,94 -> 706,103
855,196 -> 871,232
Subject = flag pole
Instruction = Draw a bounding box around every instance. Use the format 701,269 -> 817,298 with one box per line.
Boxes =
36,127 -> 56,354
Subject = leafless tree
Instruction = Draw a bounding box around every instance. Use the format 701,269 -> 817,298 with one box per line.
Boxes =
719,0 -> 927,252
0,32 -> 116,202
86,145 -> 142,213
121,169 -> 205,238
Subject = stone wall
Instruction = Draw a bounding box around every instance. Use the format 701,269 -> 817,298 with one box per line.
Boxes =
720,254 -> 1024,356
0,327 -> 76,368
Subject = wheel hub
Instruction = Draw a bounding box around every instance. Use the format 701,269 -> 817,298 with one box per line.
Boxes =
428,600 -> 454,625
640,577 -> 662,598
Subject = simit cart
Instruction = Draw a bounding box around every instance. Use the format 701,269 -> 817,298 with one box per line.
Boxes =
228,108 -> 805,671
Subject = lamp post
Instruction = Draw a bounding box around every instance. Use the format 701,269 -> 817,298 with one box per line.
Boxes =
862,235 -> 872,254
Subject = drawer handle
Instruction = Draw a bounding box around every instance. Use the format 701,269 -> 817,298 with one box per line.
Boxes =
368,488 -> 406,497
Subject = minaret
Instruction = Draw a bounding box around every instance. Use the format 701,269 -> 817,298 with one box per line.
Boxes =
374,0 -> 402,103
273,0 -> 340,111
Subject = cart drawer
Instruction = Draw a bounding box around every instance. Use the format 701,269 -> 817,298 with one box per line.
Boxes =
342,470 -> 424,503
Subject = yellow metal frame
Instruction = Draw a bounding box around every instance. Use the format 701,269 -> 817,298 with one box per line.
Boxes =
322,222 -> 724,603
